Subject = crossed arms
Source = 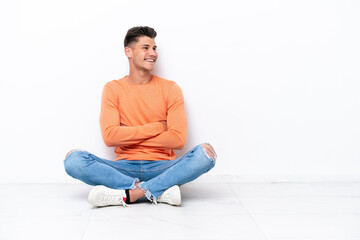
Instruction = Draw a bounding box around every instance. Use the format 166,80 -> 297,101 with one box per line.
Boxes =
99,83 -> 187,150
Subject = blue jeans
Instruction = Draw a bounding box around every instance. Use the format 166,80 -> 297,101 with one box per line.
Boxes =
64,144 -> 216,201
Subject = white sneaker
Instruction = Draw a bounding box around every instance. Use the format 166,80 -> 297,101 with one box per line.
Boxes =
88,185 -> 128,207
156,185 -> 181,206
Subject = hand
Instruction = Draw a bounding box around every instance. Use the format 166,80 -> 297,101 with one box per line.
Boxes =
160,120 -> 167,131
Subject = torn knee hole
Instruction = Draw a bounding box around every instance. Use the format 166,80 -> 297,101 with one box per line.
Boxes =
65,149 -> 82,158
201,143 -> 217,162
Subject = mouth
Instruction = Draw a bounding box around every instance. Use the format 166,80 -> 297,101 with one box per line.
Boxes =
145,58 -> 156,63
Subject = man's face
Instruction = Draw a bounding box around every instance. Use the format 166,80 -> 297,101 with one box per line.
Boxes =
127,36 -> 158,72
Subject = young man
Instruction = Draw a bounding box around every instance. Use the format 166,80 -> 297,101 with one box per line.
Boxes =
64,26 -> 216,207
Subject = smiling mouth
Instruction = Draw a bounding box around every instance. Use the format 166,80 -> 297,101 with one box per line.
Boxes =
145,58 -> 156,62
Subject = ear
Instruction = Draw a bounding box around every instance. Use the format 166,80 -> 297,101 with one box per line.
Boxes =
124,47 -> 132,58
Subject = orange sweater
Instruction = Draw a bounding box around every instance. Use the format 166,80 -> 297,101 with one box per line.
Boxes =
100,75 -> 187,161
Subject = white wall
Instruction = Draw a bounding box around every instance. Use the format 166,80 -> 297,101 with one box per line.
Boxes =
1,0 -> 359,182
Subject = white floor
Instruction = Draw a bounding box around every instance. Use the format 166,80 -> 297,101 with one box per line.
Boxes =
0,181 -> 359,240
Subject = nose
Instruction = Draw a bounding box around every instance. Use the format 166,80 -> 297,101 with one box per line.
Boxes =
149,48 -> 157,57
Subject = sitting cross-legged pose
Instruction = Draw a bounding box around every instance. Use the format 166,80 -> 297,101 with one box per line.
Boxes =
64,26 -> 216,207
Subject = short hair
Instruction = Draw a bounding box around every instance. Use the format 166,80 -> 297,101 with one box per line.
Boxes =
124,26 -> 157,47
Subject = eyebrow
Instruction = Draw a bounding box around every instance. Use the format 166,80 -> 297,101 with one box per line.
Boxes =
141,44 -> 157,49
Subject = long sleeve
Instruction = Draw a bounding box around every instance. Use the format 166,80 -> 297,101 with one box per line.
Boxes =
99,84 -> 165,147
136,83 -> 187,150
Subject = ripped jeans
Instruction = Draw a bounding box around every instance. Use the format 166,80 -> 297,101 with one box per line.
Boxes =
64,144 -> 216,202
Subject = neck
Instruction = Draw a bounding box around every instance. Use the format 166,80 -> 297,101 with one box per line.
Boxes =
127,69 -> 153,84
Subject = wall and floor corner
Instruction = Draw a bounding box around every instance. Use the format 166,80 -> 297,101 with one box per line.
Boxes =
0,0 -> 359,183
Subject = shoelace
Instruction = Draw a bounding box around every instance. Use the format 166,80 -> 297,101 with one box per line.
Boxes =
102,192 -> 129,207
152,194 -> 161,205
